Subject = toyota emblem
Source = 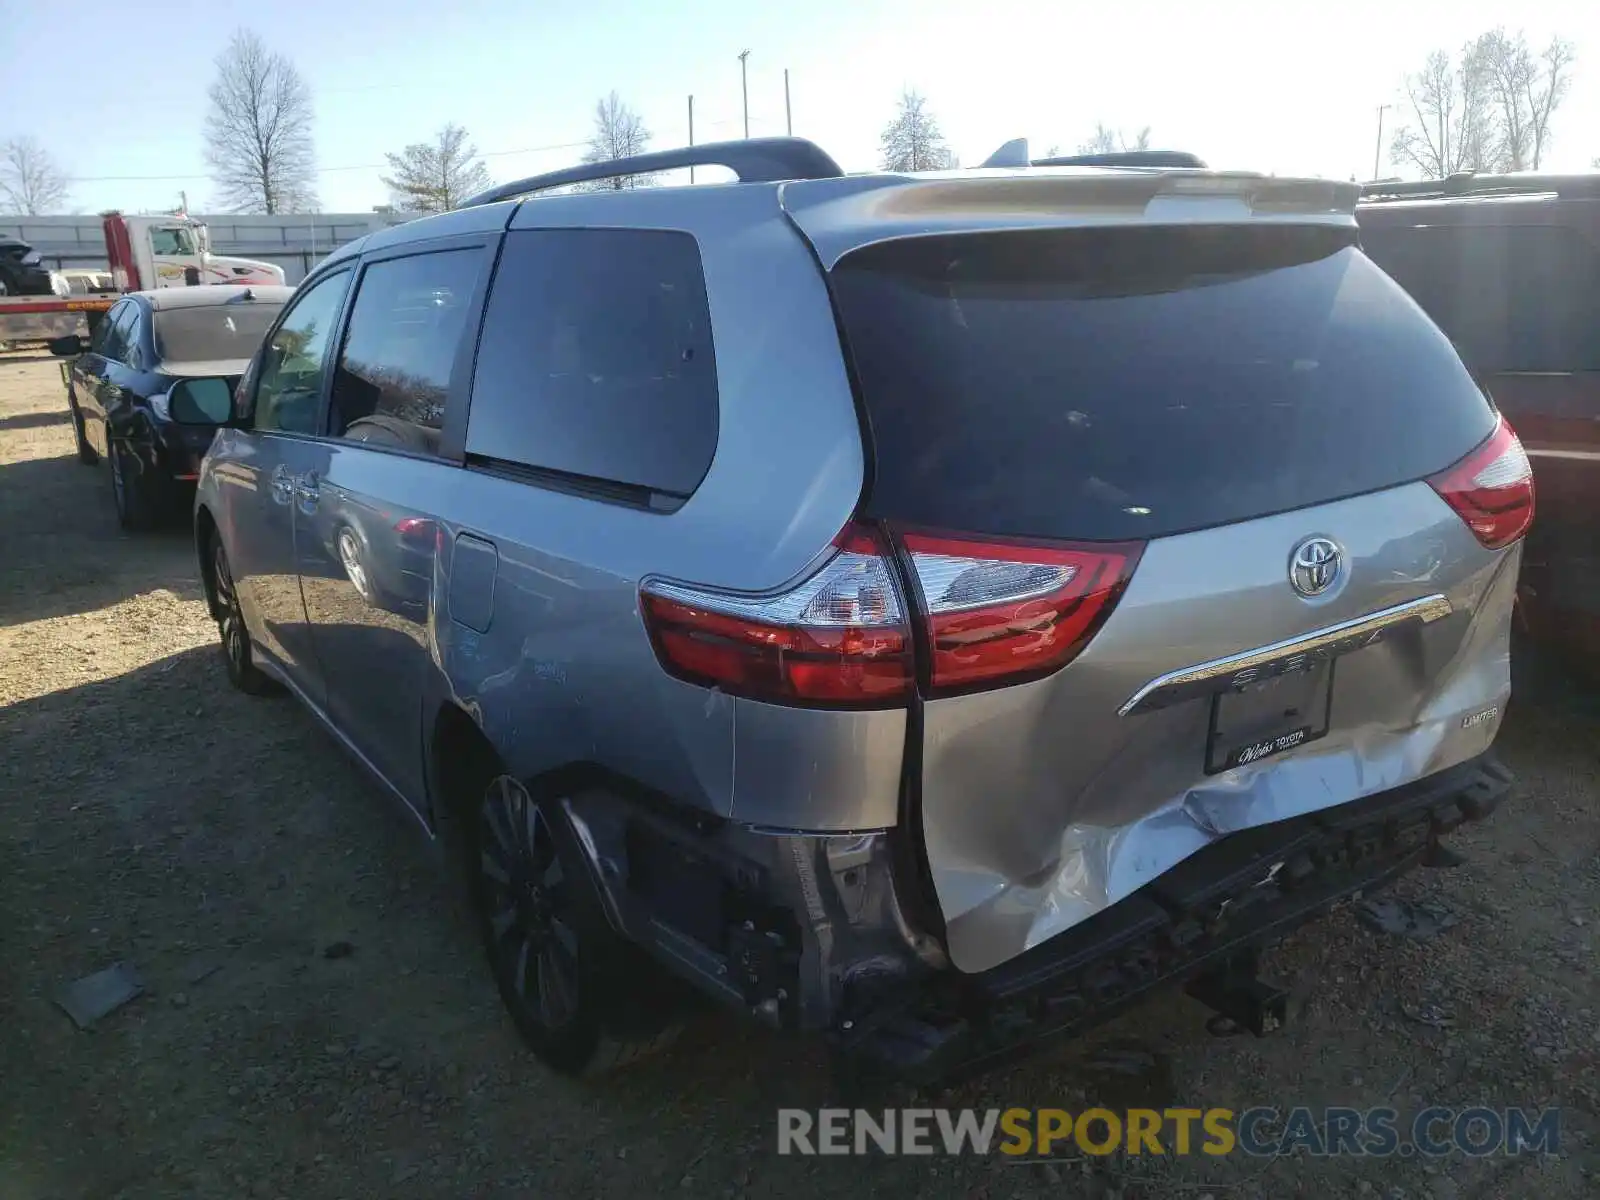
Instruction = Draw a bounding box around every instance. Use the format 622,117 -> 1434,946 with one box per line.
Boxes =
1289,537 -> 1342,598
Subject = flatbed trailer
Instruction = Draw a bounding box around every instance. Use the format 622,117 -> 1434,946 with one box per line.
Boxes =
0,293 -> 119,354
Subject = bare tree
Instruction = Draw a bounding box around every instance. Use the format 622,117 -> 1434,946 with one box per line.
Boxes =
1390,48 -> 1496,178
880,90 -> 954,172
576,91 -> 654,190
1525,32 -> 1574,169
1392,31 -> 1574,178
203,29 -> 317,213
0,137 -> 70,213
381,124 -> 492,213
1077,123 -> 1152,154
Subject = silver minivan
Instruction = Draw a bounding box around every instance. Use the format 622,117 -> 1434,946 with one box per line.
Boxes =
189,138 -> 1526,1079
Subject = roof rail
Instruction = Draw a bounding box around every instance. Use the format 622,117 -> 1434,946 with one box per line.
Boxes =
1031,150 -> 1209,169
1360,171 -> 1600,201
459,136 -> 845,207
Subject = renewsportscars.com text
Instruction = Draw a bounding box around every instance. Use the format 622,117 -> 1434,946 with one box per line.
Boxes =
776,1106 -> 1562,1158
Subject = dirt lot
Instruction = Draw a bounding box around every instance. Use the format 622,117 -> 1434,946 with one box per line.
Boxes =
1,358 -> 1596,1200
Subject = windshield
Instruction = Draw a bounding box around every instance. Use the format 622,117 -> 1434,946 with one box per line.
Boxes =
152,301 -> 283,364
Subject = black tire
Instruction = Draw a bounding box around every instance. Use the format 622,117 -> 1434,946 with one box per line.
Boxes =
468,773 -> 677,1075
211,533 -> 277,696
68,396 -> 98,465
108,437 -> 159,530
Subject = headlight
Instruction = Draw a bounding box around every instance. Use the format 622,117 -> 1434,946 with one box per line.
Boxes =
149,392 -> 171,421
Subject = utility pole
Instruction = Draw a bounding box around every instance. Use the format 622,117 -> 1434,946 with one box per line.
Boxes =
738,49 -> 751,138
1373,103 -> 1390,181
688,95 -> 695,183
784,69 -> 792,136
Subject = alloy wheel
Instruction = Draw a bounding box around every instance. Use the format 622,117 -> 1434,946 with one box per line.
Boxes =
336,528 -> 371,600
477,776 -> 582,1031
214,542 -> 248,674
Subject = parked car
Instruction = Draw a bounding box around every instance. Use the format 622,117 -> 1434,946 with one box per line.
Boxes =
0,236 -> 59,296
50,285 -> 292,529
1358,173 -> 1600,673
193,138 -> 1524,1081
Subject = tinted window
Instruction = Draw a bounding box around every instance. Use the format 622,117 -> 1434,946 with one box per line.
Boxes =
466,229 -> 718,497
330,249 -> 484,455
153,302 -> 284,365
252,269 -> 351,435
121,306 -> 147,369
1359,222 -> 1600,373
832,226 -> 1497,543
90,302 -> 127,356
99,304 -> 137,362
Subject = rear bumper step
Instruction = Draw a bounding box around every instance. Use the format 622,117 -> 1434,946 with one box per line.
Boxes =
838,754 -> 1513,1084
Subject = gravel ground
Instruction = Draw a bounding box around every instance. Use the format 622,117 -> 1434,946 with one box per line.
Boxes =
0,359 -> 1596,1200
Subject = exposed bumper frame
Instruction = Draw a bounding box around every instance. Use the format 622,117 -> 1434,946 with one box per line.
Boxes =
836,753 -> 1512,1083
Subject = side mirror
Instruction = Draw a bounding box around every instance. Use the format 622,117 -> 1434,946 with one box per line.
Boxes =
47,334 -> 86,358
167,377 -> 236,425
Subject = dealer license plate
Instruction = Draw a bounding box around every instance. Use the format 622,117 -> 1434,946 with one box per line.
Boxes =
1205,660 -> 1334,774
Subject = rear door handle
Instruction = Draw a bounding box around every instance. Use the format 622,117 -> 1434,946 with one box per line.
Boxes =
295,471 -> 320,510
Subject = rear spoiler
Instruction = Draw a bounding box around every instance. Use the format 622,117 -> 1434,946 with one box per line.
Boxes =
782,168 -> 1362,270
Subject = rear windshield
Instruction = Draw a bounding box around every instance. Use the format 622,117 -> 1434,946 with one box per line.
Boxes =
153,301 -> 282,365
831,226 -> 1497,543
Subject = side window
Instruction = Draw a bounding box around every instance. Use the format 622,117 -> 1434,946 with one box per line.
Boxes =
465,229 -> 719,497
1362,223 -> 1600,372
252,269 -> 352,435
100,305 -> 136,363
329,248 -> 485,456
89,302 -> 126,355
122,307 -> 146,370
150,227 -> 197,256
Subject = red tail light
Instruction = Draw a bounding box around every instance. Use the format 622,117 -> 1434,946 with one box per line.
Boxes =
640,524 -> 1143,706
899,531 -> 1144,694
1427,415 -> 1535,550
639,523 -> 914,707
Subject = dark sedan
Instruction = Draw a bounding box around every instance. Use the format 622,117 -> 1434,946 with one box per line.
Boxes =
52,286 -> 291,529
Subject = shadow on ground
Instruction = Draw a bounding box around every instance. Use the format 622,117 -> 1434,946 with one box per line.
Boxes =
0,410 -> 72,432
0,452 -> 200,628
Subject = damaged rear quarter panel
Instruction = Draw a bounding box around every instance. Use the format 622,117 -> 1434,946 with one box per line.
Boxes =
920,481 -> 1518,974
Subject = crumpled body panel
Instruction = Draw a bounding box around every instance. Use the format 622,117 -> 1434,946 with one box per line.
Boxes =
920,482 -> 1519,974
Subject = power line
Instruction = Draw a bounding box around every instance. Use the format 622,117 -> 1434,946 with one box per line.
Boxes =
67,137 -> 593,185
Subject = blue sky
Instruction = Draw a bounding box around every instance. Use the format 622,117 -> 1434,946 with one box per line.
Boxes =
4,0 -> 1597,215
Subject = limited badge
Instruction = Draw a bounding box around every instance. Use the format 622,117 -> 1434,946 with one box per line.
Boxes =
1461,706 -> 1500,730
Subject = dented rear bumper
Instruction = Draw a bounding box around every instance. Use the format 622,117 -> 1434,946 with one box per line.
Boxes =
840,753 -> 1512,1083
565,751 -> 1510,1082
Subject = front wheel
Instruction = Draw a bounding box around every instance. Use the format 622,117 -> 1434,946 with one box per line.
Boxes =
211,534 -> 276,695
469,774 -> 677,1075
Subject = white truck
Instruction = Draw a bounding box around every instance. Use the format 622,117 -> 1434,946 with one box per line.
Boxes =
0,211 -> 287,346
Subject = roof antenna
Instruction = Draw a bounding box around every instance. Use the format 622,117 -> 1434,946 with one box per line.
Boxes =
977,138 -> 1030,168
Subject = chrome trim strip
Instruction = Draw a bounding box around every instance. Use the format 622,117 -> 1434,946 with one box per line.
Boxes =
1117,593 -> 1455,717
